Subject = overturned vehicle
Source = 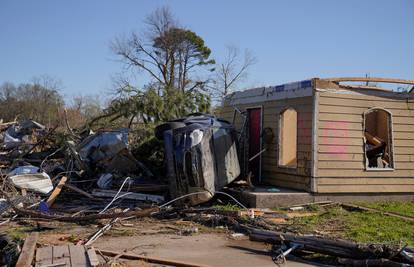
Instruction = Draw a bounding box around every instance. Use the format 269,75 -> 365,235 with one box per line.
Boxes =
156,114 -> 240,205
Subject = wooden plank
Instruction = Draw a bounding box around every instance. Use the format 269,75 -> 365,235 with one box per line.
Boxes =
394,139 -> 414,147
318,137 -> 363,146
318,158 -> 413,169
394,124 -> 414,132
265,151 -> 312,161
262,164 -> 311,177
264,174 -> 309,191
46,176 -> 67,207
319,121 -> 362,130
262,97 -> 313,109
319,95 -> 411,109
395,162 -> 414,169
267,144 -> 312,153
68,245 -> 89,267
263,106 -> 313,115
91,189 -> 164,203
319,129 -> 362,138
318,169 -> 414,178
394,132 -> 414,140
318,161 -> 365,169
319,113 -> 362,123
263,119 -> 313,129
35,247 -> 53,267
394,116 -> 414,125
264,172 -> 308,183
318,153 -> 364,161
63,183 -> 97,199
395,146 -> 414,154
52,245 -> 70,266
323,77 -> 414,85
319,153 -> 414,162
317,184 -> 414,193
318,145 -> 363,154
319,104 -> 414,117
318,177 -> 414,185
395,155 -> 414,162
16,232 -> 38,267
263,163 -> 309,173
319,90 -> 411,102
86,247 -> 99,267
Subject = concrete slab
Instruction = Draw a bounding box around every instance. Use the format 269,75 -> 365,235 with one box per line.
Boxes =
227,187 -> 313,208
94,233 -> 322,267
228,186 -> 414,208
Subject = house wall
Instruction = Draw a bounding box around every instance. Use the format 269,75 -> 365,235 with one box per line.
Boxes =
219,96 -> 314,191
315,88 -> 414,193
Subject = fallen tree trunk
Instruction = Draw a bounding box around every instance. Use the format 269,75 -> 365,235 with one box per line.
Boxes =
249,228 -> 400,260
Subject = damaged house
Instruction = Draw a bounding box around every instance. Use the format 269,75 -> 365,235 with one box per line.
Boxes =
220,77 -> 414,201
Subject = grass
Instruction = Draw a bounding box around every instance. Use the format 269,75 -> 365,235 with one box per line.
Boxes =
357,201 -> 414,217
293,202 -> 414,247
212,203 -> 242,211
5,226 -> 34,242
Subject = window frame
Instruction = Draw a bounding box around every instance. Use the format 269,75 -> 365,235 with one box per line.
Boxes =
363,107 -> 395,171
278,107 -> 298,169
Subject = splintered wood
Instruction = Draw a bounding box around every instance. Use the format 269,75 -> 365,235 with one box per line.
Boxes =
35,245 -> 98,267
15,232 -> 39,267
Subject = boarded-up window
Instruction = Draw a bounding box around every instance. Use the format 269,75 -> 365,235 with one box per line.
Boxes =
364,108 -> 394,169
278,108 -> 297,167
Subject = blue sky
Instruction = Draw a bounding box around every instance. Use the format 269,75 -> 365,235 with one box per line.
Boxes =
0,0 -> 413,99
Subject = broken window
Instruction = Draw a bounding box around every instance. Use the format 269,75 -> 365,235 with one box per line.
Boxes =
364,108 -> 394,169
278,108 -> 297,168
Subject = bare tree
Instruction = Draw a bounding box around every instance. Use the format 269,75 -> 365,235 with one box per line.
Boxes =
71,94 -> 103,119
211,45 -> 257,98
110,6 -> 215,93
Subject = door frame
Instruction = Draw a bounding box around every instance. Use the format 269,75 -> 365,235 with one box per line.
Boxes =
246,106 -> 263,183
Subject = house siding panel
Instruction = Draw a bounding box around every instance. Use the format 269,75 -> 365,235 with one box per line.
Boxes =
316,90 -> 414,193
219,96 -> 314,191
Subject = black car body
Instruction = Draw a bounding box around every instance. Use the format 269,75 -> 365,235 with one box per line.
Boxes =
158,114 -> 240,205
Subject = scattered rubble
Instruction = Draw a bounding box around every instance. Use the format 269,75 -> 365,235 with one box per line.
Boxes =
0,117 -> 413,267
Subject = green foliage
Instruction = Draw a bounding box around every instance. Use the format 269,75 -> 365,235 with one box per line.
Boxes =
153,27 -> 215,67
102,84 -> 210,127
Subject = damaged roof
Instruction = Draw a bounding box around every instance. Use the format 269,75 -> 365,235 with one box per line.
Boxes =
224,77 -> 414,106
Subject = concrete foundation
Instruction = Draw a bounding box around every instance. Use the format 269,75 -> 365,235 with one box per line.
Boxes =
228,186 -> 414,208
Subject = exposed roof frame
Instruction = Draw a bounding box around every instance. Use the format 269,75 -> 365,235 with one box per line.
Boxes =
323,77 -> 414,85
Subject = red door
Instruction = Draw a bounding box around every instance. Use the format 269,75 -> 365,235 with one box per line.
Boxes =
248,108 -> 262,184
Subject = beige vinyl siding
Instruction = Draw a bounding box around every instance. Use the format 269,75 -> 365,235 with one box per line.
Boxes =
219,97 -> 314,191
316,91 -> 414,193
